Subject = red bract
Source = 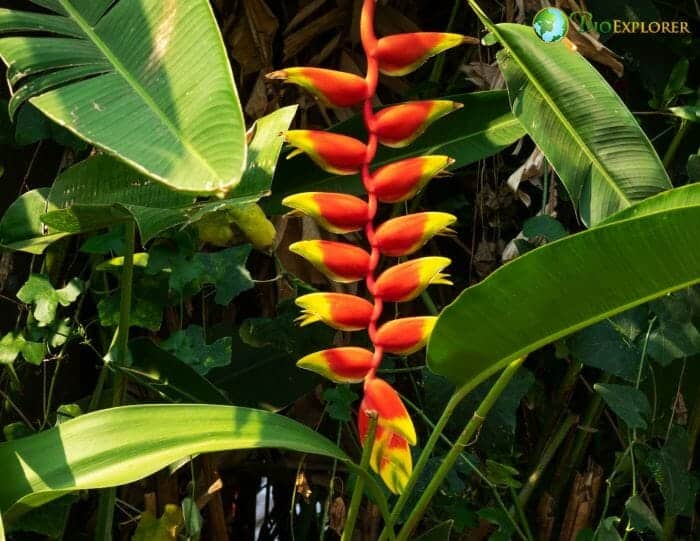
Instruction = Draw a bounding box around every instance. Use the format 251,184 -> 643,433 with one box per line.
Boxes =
374,100 -> 462,148
284,130 -> 367,175
376,32 -> 476,76
266,67 -> 368,107
372,155 -> 454,203
297,347 -> 373,383
281,0 -> 471,494
375,212 -> 456,256
282,192 -> 369,234
289,240 -> 370,283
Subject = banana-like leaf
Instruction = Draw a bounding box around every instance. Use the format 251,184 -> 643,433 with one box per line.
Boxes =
0,188 -> 69,254
0,404 -> 349,522
266,91 -> 525,213
428,184 -> 700,387
488,22 -> 671,225
0,511 -> 4,541
0,1 -> 246,194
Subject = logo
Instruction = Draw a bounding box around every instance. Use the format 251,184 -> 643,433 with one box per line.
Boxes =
533,7 -> 569,43
570,11 -> 691,35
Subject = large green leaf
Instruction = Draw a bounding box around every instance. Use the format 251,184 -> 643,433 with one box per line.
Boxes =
0,0 -> 246,194
486,21 -> 671,225
266,91 -> 525,213
0,404 -> 348,522
428,185 -> 700,387
0,188 -> 68,254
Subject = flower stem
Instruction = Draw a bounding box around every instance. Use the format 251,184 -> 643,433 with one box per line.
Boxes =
395,357 -> 526,541
342,412 -> 378,541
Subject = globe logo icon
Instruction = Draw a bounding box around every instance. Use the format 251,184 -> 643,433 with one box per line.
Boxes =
533,7 -> 569,43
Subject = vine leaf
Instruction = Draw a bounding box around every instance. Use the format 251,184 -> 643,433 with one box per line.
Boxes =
17,275 -> 83,327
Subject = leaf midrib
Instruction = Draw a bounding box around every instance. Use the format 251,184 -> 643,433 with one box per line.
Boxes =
492,23 -> 631,206
57,0 -> 220,181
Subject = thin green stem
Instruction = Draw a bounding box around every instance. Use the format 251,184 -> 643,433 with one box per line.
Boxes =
519,412 -> 578,507
342,412 -> 378,541
95,220 -> 136,541
378,361 -> 512,541
401,394 -> 528,540
510,487 -> 534,541
395,357 -> 526,541
662,120 -> 688,169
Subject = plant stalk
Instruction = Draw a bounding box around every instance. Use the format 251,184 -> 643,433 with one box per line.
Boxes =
342,412 -> 378,541
395,357 -> 526,541
95,220 -> 136,540
378,361 -> 508,541
519,412 -> 578,507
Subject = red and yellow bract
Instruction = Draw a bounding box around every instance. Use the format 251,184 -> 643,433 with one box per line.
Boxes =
275,0 -> 473,494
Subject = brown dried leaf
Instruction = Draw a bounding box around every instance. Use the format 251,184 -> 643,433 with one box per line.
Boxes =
230,0 -> 279,76
284,7 -> 349,61
330,497 -> 346,535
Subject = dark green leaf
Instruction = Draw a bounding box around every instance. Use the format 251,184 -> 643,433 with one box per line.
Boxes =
646,427 -> 698,517
647,289 -> 700,365
568,320 -> 642,381
625,495 -> 662,538
7,495 -> 77,538
161,325 -> 231,376
595,517 -> 622,541
323,386 -> 358,422
125,338 -> 230,405
413,520 -> 453,541
522,215 -> 567,242
594,383 -> 650,429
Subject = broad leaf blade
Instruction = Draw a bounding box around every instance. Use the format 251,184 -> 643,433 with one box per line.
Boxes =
0,188 -> 68,254
266,91 -> 525,213
428,187 -> 700,387
0,404 -> 349,521
0,0 -> 246,194
493,23 -> 671,225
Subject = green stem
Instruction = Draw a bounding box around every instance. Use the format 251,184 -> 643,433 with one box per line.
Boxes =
395,357 -> 526,541
661,362 -> 700,541
518,412 -> 578,508
378,368 -> 494,541
401,394 -> 528,540
551,372 -> 611,501
510,487 -> 534,541
95,220 -> 136,540
662,120 -> 688,170
342,412 -> 378,541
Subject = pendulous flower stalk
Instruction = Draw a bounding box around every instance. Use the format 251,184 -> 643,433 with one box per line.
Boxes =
274,0 -> 472,494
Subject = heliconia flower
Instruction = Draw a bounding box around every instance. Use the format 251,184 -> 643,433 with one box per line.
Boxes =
374,100 -> 462,148
375,317 -> 437,355
375,212 -> 457,256
266,67 -> 368,107
297,347 -> 373,383
376,32 -> 476,76
295,292 -> 373,331
289,240 -> 370,283
372,155 -> 454,203
284,130 -> 367,175
374,257 -> 452,302
358,411 -> 413,495
281,192 -> 369,234
361,378 -> 417,445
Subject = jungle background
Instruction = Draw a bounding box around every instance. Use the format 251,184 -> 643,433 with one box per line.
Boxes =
0,0 -> 699,539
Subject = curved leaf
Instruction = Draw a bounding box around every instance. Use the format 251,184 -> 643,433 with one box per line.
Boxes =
0,404 -> 348,522
0,188 -> 68,254
266,91 -> 525,213
0,1 -> 246,194
428,186 -> 700,387
486,21 -> 671,224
